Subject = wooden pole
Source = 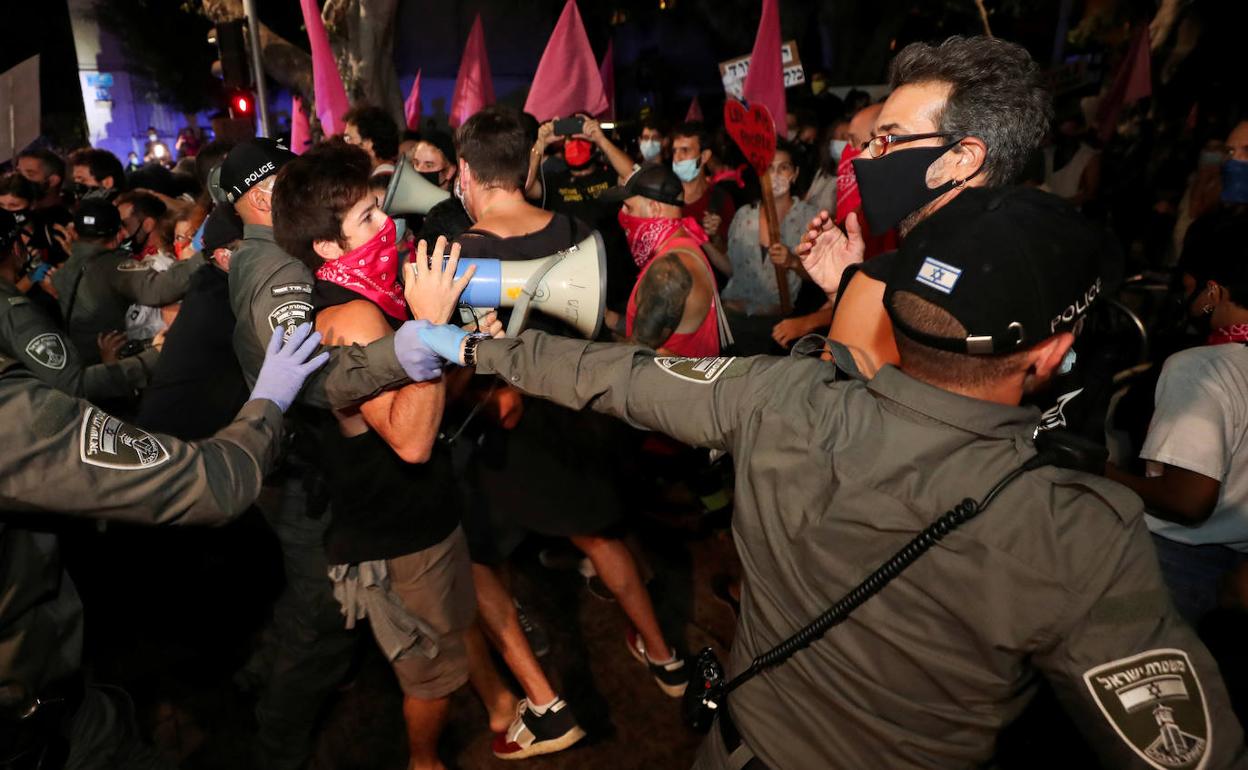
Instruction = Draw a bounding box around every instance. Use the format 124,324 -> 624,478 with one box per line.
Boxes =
758,167 -> 792,315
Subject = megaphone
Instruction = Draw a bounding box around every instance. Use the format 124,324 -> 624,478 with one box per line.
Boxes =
450,232 -> 606,339
383,159 -> 452,216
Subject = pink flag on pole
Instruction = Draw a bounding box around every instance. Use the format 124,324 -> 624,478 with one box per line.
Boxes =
404,69 -> 422,131
598,40 -> 615,121
741,0 -> 786,136
685,96 -> 703,123
299,0 -> 351,136
450,15 -> 495,128
1096,27 -> 1152,143
523,0 -> 608,122
290,95 -> 311,155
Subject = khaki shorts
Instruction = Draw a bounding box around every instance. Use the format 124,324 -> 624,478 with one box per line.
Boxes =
385,527 -> 475,699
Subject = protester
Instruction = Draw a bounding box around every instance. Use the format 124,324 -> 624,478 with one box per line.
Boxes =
601,165 -> 724,356
411,130 -> 458,190
17,148 -> 67,210
637,118 -> 667,166
805,117 -> 849,214
344,104 -> 402,176
68,147 -> 126,200
670,122 -> 735,257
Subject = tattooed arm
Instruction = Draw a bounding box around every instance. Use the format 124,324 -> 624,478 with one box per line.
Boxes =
631,253 -> 693,352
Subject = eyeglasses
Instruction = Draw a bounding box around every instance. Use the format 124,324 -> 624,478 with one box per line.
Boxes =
862,132 -> 956,159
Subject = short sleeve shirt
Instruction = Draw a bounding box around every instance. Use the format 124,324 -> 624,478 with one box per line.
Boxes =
1142,343 -> 1248,550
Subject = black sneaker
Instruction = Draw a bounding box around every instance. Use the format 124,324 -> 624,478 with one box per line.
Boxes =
491,698 -> 586,760
514,599 -> 551,658
626,629 -> 688,698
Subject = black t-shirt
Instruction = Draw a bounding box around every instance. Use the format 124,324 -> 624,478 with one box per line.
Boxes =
136,265 -> 248,440
540,162 -> 635,310
311,281 -> 461,564
417,196 -> 474,246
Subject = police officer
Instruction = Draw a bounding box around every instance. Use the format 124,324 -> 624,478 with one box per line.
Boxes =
0,322 -> 334,769
0,210 -> 156,400
51,199 -> 204,365
219,138 -> 445,769
412,188 -> 1248,769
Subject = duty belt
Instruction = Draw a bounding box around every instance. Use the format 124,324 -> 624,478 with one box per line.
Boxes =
718,706 -> 769,770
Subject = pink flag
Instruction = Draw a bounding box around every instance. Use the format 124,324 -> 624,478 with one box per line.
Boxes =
450,15 -> 495,128
290,95 -> 312,155
1096,27 -> 1151,143
598,40 -> 615,121
524,0 -> 609,122
741,0 -> 786,136
299,0 -> 351,136
685,96 -> 703,123
404,70 -> 422,131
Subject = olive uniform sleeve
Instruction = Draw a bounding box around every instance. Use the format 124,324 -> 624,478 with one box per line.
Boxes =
241,258 -> 410,410
474,329 -> 793,451
1033,484 -> 1247,769
105,251 -> 207,307
0,295 -> 154,400
0,372 -> 283,527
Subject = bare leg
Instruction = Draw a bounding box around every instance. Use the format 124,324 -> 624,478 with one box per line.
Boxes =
472,563 -> 558,705
402,695 -> 450,770
465,622 -> 519,732
571,535 -> 671,658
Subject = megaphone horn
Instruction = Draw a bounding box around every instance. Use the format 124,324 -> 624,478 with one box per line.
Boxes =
382,159 -> 452,216
452,231 -> 607,339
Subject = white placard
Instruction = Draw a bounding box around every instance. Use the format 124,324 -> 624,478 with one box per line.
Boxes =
719,41 -> 805,100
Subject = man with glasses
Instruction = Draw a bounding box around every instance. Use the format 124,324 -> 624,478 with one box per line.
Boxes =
796,35 -> 1051,377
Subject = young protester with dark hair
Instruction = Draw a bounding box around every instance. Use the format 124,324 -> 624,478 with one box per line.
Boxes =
345,104 -> 401,176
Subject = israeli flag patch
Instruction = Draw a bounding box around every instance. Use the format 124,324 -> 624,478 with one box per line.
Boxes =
915,257 -> 962,295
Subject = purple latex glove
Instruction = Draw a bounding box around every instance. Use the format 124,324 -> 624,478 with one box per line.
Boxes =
250,323 -> 330,412
394,320 -> 446,381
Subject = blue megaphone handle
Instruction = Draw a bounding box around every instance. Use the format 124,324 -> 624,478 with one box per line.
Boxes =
454,258 -> 502,307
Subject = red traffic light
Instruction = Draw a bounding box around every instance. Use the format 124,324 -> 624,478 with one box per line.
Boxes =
229,90 -> 255,120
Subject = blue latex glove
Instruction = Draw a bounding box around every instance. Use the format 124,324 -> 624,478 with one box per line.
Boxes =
394,320 -> 446,380
28,262 -> 52,283
417,323 -> 471,365
250,323 -> 330,412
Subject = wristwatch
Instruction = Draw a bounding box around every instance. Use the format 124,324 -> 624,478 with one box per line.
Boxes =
462,333 -> 489,367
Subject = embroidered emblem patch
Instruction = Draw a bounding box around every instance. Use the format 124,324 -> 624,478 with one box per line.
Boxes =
1083,649 -> 1210,769
25,333 -> 67,370
79,407 -> 170,470
654,356 -> 738,384
271,282 -> 312,297
915,256 -> 962,294
116,260 -> 151,272
267,301 -> 313,340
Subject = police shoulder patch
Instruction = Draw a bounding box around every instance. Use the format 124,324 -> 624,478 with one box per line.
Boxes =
654,356 -> 739,384
267,300 -> 313,338
1083,648 -> 1210,769
79,407 -> 170,470
24,332 -> 68,370
116,260 -> 150,272
271,282 -> 312,297
7,296 -> 29,307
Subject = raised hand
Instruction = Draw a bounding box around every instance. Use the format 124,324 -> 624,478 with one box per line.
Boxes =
797,211 -> 865,297
405,236 -> 475,324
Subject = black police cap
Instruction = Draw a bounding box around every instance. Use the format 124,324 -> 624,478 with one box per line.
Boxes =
880,187 -> 1117,355
600,164 -> 684,207
74,198 -> 122,239
219,138 -> 296,204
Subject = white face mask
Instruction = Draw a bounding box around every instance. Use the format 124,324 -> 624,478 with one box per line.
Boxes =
830,139 -> 849,162
771,174 -> 792,198
639,139 -> 662,161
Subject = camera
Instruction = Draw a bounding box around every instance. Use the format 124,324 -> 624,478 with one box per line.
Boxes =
682,647 -> 725,733
553,116 -> 586,137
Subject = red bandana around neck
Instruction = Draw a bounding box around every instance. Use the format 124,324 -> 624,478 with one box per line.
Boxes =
316,216 -> 407,320
834,143 -> 863,226
1208,323 -> 1248,346
617,210 -> 708,268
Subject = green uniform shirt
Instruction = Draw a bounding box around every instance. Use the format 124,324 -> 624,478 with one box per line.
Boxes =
227,223 -> 408,409
0,279 -> 156,400
474,330 -> 1247,770
52,241 -> 205,364
0,356 -> 283,711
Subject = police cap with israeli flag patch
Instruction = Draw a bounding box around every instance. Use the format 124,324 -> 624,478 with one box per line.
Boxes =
878,186 -> 1117,355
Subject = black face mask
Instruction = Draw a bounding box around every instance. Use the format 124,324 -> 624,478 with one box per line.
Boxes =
418,170 -> 444,188
852,140 -> 974,233
119,224 -> 149,255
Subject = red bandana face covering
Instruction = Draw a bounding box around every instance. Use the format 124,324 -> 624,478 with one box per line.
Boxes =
617,210 -> 709,268
835,142 -> 863,225
316,216 -> 408,320
1208,323 -> 1248,346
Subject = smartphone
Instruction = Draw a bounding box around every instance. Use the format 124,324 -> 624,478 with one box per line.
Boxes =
554,116 -> 585,137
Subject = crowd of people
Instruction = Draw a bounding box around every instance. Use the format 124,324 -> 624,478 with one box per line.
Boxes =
2,29 -> 1248,770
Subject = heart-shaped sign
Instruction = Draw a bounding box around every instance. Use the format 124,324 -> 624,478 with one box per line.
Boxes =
723,98 -> 778,175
